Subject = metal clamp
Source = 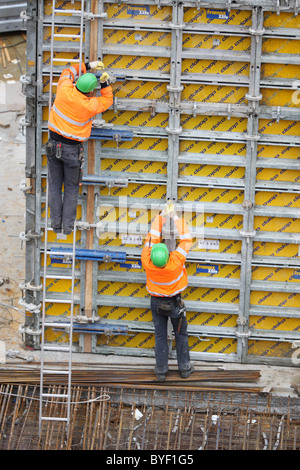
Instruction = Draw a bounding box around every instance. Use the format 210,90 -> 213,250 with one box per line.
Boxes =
19,324 -> 42,336
19,178 -> 33,193
239,229 -> 256,243
18,298 -> 41,314
19,280 -> 43,292
165,126 -> 182,135
76,221 -> 91,231
245,93 -> 262,102
235,329 -> 251,338
19,230 -> 41,248
248,27 -> 265,36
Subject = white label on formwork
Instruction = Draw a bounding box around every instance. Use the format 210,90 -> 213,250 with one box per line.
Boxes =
122,234 -> 143,245
198,239 -> 220,250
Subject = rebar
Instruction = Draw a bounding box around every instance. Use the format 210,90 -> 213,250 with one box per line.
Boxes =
0,380 -> 299,450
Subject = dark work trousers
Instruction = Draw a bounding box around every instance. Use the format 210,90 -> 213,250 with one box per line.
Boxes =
46,140 -> 82,234
150,295 -> 191,375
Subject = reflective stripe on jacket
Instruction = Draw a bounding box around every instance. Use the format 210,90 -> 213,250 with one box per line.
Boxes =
48,63 -> 113,142
141,215 -> 192,297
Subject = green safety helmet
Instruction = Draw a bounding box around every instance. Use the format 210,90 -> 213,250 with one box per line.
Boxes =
76,73 -> 98,93
150,243 -> 169,268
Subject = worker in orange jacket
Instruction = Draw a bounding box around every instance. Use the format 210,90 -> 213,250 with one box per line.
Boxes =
141,203 -> 194,381
46,61 -> 113,235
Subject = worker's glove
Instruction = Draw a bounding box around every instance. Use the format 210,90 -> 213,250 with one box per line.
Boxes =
161,201 -> 175,217
100,72 -> 110,89
89,60 -> 105,71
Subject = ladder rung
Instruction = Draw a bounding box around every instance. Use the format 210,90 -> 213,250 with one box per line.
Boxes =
44,322 -> 70,327
41,417 -> 68,422
46,250 -> 75,256
53,34 -> 81,38
42,369 -> 70,375
43,345 -> 71,352
54,9 -> 81,14
53,58 -> 80,63
42,393 -> 69,398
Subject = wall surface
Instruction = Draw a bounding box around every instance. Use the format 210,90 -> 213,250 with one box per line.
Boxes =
22,0 -> 300,366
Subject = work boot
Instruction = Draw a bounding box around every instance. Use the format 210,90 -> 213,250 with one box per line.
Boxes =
180,364 -> 194,379
156,373 -> 166,382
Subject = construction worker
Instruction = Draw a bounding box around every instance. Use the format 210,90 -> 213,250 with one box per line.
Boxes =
46,61 -> 113,235
141,203 -> 194,382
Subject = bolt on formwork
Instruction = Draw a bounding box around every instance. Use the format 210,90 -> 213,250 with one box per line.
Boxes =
1,383 -> 300,450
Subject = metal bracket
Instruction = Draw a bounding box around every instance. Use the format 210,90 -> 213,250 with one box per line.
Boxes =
19,230 -> 41,248
73,12 -> 107,21
248,27 -> 265,36
235,329 -> 251,338
242,199 -> 253,210
76,221 -> 91,231
271,106 -> 281,123
239,229 -> 256,243
19,324 -> 42,336
18,298 -> 41,314
245,93 -> 262,102
165,126 -> 182,135
19,280 -> 43,292
19,178 -> 33,193
92,119 -> 113,129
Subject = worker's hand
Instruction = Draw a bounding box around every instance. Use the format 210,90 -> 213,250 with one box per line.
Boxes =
89,60 -> 105,71
99,72 -> 111,89
161,201 -> 175,217
100,72 -> 110,83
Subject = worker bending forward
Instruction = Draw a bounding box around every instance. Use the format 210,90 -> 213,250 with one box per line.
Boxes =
46,62 -> 113,235
141,207 -> 193,381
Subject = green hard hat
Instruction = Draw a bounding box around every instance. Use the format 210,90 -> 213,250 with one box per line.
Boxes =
76,73 -> 98,93
150,243 -> 169,268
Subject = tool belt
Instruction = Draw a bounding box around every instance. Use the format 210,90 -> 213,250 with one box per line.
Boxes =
45,139 -> 84,181
156,294 -> 186,319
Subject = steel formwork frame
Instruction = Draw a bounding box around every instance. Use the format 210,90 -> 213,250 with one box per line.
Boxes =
21,0 -> 300,366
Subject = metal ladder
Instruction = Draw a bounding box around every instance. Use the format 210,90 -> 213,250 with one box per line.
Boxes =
39,0 -> 86,436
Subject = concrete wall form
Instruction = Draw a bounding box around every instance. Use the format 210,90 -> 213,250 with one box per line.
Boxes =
21,0 -> 300,366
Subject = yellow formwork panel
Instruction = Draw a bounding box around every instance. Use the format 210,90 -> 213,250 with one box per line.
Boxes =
180,115 -> 248,132
189,336 -> 238,355
104,3 -> 173,21
104,28 -> 172,47
257,144 -> 300,160
182,58 -> 249,77
180,140 -> 247,156
101,136 -> 169,151
183,7 -> 253,26
96,332 -> 155,350
253,241 -> 299,258
250,291 -> 300,308
248,340 -> 294,358
178,187 -> 244,204
112,80 -> 169,101
181,84 -> 248,104
263,10 -> 300,28
259,119 -> 300,137
182,33 -> 251,52
101,158 -> 167,175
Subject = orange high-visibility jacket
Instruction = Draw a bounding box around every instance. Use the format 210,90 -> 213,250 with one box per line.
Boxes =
141,214 -> 192,297
48,63 -> 113,142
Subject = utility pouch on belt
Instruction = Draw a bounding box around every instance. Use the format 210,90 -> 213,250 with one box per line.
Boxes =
157,295 -> 186,319
45,140 -> 54,157
55,142 -> 62,159
157,301 -> 172,317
